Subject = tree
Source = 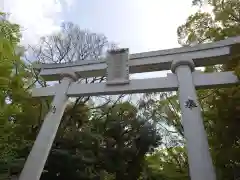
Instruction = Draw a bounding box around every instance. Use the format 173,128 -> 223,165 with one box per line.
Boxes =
142,147 -> 188,180
29,22 -> 112,64
0,11 -> 21,123
40,102 -> 161,180
0,11 -> 21,176
138,92 -> 188,179
0,11 -> 40,180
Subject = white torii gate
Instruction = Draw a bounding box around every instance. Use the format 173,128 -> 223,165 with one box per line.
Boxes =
19,36 -> 240,180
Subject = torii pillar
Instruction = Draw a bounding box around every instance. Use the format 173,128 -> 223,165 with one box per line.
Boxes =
171,59 -> 216,180
18,72 -> 78,180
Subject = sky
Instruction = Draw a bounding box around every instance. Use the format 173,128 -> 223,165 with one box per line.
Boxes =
1,0 -> 207,79
1,0 -> 200,53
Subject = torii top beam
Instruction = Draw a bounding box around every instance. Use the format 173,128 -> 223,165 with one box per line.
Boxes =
35,36 -> 240,81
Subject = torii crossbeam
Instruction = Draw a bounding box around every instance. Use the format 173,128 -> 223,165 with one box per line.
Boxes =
19,36 -> 240,180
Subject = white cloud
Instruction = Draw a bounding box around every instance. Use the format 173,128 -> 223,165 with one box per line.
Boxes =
132,0 -> 198,51
1,0 -> 74,45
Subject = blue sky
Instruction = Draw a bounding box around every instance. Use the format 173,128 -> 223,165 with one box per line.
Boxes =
61,0 -> 197,53
1,0 -> 201,53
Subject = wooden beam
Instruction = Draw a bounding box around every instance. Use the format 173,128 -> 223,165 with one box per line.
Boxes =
32,71 -> 239,97
36,36 -> 240,81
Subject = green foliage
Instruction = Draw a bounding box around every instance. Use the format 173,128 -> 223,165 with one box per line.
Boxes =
0,11 -> 20,160
38,102 -> 161,180
178,0 -> 240,46
0,12 -> 21,45
0,11 -> 44,179
143,147 -> 189,180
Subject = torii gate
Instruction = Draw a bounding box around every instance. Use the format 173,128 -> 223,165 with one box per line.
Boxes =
19,36 -> 240,180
